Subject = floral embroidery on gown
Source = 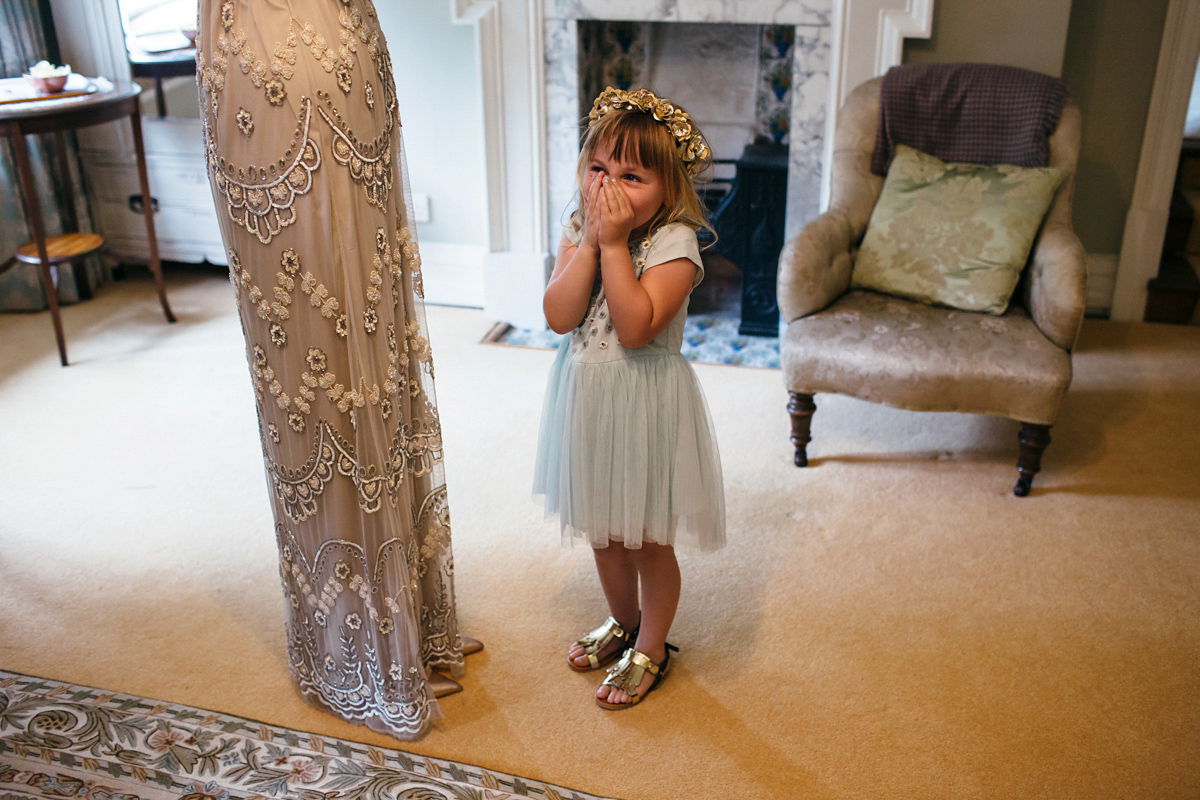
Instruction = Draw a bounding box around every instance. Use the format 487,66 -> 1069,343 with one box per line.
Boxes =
196,0 -> 462,739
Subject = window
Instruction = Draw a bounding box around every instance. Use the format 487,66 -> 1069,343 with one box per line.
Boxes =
118,0 -> 196,55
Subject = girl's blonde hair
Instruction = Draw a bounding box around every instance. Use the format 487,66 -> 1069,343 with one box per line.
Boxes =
570,104 -> 715,246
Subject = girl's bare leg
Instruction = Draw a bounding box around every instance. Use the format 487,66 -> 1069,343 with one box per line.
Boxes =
597,541 -> 680,704
569,543 -> 640,668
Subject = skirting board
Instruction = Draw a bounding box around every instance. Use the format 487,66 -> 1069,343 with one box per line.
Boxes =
1086,252 -> 1118,316
419,241 -> 486,308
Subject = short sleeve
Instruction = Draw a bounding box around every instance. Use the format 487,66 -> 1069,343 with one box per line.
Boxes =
564,219 -> 583,246
643,223 -> 704,288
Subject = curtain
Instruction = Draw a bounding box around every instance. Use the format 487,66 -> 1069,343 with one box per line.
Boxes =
0,0 -> 107,311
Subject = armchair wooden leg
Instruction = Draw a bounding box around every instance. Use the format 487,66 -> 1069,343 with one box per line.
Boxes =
788,392 -> 816,467
1014,423 -> 1052,497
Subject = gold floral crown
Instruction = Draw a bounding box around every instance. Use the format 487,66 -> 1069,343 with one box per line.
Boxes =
588,87 -> 711,177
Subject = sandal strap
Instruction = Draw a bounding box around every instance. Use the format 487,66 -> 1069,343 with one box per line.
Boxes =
625,649 -> 661,677
601,647 -> 665,700
577,616 -> 634,651
576,616 -> 636,669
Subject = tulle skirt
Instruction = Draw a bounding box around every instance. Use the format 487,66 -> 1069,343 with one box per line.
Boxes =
533,336 -> 726,552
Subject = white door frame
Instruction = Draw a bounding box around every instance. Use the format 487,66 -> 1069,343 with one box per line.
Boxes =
822,0 -> 933,209
451,0 -> 552,329
1110,0 -> 1200,321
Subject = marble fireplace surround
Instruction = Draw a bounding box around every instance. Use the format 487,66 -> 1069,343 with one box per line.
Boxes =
451,0 -> 933,328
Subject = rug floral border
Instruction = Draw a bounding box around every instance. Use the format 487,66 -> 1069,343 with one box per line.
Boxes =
0,670 -> 613,800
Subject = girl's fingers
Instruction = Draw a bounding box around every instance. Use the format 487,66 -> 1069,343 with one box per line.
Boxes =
613,188 -> 628,216
608,182 -> 632,220
607,180 -> 628,210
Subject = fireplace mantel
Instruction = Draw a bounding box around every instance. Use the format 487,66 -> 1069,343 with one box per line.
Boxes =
452,0 -> 931,328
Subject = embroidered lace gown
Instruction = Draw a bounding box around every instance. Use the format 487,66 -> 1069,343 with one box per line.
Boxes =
533,222 -> 726,553
196,0 -> 463,739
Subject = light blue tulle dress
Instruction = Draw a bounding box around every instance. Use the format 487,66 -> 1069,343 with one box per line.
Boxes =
533,222 -> 726,553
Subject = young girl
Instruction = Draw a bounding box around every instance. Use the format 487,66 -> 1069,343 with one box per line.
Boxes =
533,87 -> 726,710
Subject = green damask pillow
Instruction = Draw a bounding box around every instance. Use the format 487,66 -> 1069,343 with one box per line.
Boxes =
851,144 -> 1064,315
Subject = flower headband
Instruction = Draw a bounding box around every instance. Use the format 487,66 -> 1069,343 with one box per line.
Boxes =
588,86 -> 711,177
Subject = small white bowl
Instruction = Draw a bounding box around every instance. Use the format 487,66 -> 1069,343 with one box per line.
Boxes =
25,73 -> 68,93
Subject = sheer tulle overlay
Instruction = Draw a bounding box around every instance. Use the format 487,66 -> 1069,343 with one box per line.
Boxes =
196,0 -> 462,739
533,224 -> 725,553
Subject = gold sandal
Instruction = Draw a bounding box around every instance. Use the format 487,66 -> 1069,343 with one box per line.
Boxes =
568,616 -> 638,672
595,643 -> 678,710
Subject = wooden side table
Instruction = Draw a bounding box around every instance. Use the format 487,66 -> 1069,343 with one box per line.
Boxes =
0,78 -> 175,366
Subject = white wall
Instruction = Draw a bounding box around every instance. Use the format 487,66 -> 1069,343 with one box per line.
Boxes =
375,2 -> 487,248
903,0 -> 1073,77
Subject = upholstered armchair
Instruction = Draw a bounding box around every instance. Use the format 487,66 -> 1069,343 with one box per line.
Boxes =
778,74 -> 1086,496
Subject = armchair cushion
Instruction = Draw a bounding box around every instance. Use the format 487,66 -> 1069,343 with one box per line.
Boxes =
781,291 -> 1072,425
850,145 -> 1064,315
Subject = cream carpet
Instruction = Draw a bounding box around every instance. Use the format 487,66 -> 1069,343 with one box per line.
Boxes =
1,268 -> 1197,800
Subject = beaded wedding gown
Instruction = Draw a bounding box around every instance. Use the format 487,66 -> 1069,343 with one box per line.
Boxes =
195,0 -> 463,739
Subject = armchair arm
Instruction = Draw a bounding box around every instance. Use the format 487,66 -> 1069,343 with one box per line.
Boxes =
778,208 -> 857,323
1024,221 -> 1087,351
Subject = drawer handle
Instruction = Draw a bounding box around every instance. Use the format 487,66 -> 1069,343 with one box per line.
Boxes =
128,195 -> 159,214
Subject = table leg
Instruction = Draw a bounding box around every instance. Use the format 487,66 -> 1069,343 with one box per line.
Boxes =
54,131 -> 92,301
54,132 -> 80,232
129,106 -> 176,324
10,130 -> 69,366
154,77 -> 167,119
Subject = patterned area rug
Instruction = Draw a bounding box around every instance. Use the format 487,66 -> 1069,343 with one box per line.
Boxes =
0,671 -> 613,800
483,312 -> 780,369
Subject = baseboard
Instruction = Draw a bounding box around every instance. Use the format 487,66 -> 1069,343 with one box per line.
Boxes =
1086,252 -> 1119,316
419,242 -> 485,308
